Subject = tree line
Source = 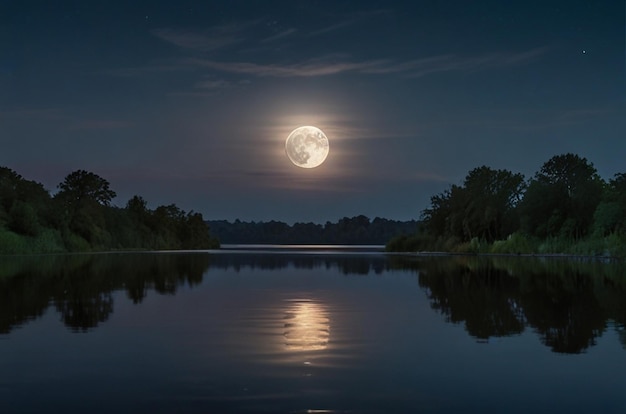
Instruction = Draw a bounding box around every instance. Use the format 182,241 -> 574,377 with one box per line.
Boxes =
207,216 -> 418,245
387,153 -> 626,257
0,167 -> 219,254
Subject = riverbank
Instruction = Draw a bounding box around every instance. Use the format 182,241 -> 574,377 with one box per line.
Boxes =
0,227 -> 220,255
385,232 -> 626,260
390,251 -> 623,263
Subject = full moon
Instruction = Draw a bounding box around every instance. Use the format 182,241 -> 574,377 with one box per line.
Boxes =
285,126 -> 329,168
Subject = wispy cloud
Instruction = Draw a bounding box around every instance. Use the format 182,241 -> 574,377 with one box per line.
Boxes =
362,48 -> 548,77
195,79 -> 231,90
309,9 -> 392,37
152,28 -> 241,51
185,48 -> 547,78
148,16 -> 546,85
151,20 -> 263,52
165,78 -> 251,97
186,56 -> 385,77
261,28 -> 297,43
308,21 -> 353,37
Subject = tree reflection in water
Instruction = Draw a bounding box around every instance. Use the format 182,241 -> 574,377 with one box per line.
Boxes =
1,251 -> 625,354
55,294 -> 114,332
411,256 -> 626,354
0,252 -> 210,333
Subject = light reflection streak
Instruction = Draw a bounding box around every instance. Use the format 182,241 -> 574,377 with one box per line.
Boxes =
284,300 -> 330,351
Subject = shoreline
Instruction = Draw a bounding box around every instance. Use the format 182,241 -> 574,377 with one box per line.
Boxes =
2,245 -> 624,262
386,250 -> 624,262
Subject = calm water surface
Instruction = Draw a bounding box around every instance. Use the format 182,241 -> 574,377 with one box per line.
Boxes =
1,248 -> 625,413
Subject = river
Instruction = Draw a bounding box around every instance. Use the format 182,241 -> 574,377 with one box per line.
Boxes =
1,247 -> 625,413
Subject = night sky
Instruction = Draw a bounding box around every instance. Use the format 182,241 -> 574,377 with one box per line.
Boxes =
1,1 -> 624,223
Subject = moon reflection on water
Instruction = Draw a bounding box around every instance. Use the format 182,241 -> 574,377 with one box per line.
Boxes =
284,300 -> 330,351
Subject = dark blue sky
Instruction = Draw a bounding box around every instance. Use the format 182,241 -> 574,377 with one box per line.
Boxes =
1,1 -> 624,223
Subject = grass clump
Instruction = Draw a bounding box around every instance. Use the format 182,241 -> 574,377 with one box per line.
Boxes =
490,233 -> 536,254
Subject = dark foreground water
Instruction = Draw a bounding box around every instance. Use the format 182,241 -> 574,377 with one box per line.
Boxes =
1,248 -> 625,413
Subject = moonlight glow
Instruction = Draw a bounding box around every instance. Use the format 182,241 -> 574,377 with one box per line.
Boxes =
284,300 -> 330,351
285,126 -> 329,168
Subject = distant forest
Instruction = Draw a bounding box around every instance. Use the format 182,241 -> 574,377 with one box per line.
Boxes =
0,167 -> 219,254
207,216 -> 418,245
388,153 -> 626,257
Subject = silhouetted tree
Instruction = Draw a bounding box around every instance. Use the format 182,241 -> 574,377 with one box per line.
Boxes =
0,167 -> 51,233
421,167 -> 525,243
521,153 -> 603,239
0,167 -> 24,215
57,170 -> 116,207
593,173 -> 626,236
55,170 -> 117,244
462,166 -> 525,241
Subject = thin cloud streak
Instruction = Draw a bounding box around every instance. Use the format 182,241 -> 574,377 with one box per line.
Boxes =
195,79 -> 232,90
152,28 -> 241,51
364,48 -> 549,77
308,9 -> 393,37
308,21 -> 353,37
261,28 -> 297,43
186,57 -> 385,77
186,48 -> 547,78
151,20 -> 263,52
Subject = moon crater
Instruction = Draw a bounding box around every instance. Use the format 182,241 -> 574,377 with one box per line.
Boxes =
285,126 -> 329,168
